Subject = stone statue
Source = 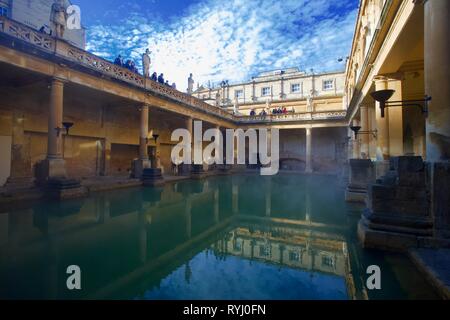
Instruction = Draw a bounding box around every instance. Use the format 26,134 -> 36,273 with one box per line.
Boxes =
142,49 -> 151,78
307,89 -> 314,111
215,91 -> 221,107
187,73 -> 194,95
51,0 -> 67,38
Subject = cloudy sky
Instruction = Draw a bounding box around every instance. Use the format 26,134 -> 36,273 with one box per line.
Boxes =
72,0 -> 358,92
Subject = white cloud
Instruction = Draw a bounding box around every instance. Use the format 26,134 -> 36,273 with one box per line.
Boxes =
86,0 -> 358,92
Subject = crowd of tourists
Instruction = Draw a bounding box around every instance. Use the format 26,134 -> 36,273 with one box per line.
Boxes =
113,54 -> 177,89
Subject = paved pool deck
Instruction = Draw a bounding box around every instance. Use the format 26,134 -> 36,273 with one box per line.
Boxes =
409,248 -> 450,299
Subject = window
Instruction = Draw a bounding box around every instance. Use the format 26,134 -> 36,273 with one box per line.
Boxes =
289,251 -> 301,262
259,245 -> 271,257
235,90 -> 243,99
323,80 -> 334,91
322,256 -> 334,267
0,7 -> 8,17
261,87 -> 271,96
291,83 -> 301,93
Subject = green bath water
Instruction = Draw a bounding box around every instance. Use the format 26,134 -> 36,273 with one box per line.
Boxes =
0,174 -> 438,300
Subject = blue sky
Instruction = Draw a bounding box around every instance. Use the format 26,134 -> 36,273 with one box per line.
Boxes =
72,0 -> 359,91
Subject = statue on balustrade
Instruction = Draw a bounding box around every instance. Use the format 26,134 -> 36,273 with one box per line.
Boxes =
215,91 -> 221,107
142,49 -> 152,78
187,73 -> 194,95
51,0 -> 68,38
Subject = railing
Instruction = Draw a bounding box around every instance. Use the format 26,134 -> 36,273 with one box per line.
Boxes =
236,111 -> 347,123
0,16 -> 346,124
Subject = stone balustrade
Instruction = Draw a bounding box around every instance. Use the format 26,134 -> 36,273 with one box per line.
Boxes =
236,111 -> 347,123
0,16 -> 346,124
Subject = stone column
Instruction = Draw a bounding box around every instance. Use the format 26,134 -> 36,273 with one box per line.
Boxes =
139,105 -> 149,160
424,0 -> 450,162
38,78 -> 67,181
305,127 -> 313,173
183,117 -> 193,175
48,79 -> 64,161
360,105 -> 370,159
374,77 -> 390,160
423,0 -> 450,238
132,105 -> 150,178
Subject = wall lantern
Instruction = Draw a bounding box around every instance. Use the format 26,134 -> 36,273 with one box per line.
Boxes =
370,89 -> 431,118
62,122 -> 74,135
55,122 -> 74,137
350,125 -> 377,139
153,134 -> 160,143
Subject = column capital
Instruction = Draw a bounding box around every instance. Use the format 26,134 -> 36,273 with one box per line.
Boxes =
50,77 -> 67,86
373,75 -> 388,83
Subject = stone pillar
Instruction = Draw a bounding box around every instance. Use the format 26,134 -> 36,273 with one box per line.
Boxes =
132,105 -> 150,178
374,77 -> 390,160
424,0 -> 450,162
360,105 -> 370,159
48,79 -> 64,161
139,105 -> 149,160
423,0 -> 450,239
37,78 -> 67,181
305,127 -> 313,173
182,117 -> 193,175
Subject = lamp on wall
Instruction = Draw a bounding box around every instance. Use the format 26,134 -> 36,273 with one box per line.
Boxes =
349,125 -> 377,139
152,133 -> 160,143
370,89 -> 431,118
62,122 -> 74,135
55,122 -> 74,137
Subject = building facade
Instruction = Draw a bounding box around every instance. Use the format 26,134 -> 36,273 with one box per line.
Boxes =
195,68 -> 346,116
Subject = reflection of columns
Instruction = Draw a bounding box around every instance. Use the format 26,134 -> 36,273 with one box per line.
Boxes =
305,190 -> 311,222
185,198 -> 192,239
214,189 -> 220,224
232,184 -> 239,214
139,105 -> 149,160
265,179 -> 271,217
360,105 -> 370,159
374,77 -> 390,160
305,127 -> 313,173
47,78 -> 64,160
352,119 -> 361,159
424,0 -> 450,161
139,210 -> 148,263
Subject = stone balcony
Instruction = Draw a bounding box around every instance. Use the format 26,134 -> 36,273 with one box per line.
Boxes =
0,16 -> 347,126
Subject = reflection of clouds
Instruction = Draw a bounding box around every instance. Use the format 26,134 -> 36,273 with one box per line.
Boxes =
85,0 -> 357,91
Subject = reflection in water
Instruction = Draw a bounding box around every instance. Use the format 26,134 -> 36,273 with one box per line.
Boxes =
0,175 -> 439,300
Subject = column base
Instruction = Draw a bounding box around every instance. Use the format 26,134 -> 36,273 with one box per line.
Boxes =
46,178 -> 87,200
35,158 -> 67,185
345,159 -> 374,203
142,168 -> 165,187
131,159 -> 151,179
